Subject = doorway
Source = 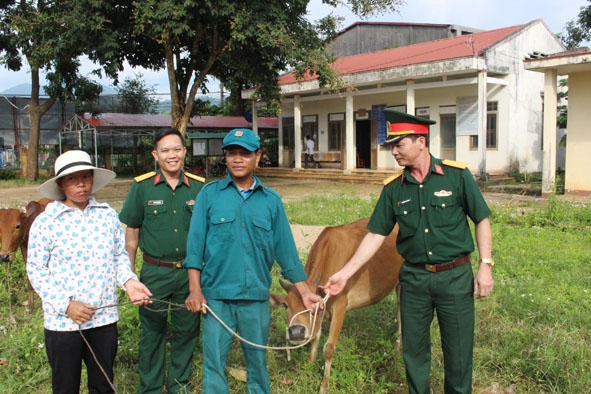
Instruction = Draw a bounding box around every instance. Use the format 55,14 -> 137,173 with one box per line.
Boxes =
440,114 -> 457,161
355,120 -> 371,168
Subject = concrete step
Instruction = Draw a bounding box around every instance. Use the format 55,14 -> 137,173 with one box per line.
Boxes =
255,167 -> 393,185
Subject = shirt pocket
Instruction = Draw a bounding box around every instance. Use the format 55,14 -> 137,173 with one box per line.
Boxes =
251,215 -> 272,249
393,202 -> 419,233
144,204 -> 168,230
429,196 -> 461,227
209,212 -> 235,243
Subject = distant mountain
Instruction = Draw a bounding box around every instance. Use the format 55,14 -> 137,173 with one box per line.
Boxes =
0,84 -> 46,95
0,83 -> 118,96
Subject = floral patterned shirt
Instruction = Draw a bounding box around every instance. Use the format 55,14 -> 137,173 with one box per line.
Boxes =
27,198 -> 137,331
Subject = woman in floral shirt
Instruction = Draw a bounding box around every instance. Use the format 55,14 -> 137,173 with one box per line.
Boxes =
27,150 -> 152,394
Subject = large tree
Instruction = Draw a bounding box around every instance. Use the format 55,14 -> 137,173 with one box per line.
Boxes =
559,0 -> 591,49
79,0 -> 403,135
0,0 -> 103,180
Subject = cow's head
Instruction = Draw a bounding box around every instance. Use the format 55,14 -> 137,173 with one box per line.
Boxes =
0,209 -> 26,262
0,200 -> 50,263
270,278 -> 324,344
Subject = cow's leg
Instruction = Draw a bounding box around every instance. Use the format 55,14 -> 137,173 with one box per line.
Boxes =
309,329 -> 321,363
320,296 -> 347,394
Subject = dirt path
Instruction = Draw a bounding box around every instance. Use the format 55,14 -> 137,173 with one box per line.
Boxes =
0,179 -> 326,253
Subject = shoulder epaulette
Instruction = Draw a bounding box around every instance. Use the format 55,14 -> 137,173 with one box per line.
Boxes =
134,171 -> 156,183
442,159 -> 467,170
383,173 -> 402,186
185,172 -> 205,183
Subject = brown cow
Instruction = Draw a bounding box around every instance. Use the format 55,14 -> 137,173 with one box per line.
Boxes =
0,198 -> 52,311
270,218 -> 403,394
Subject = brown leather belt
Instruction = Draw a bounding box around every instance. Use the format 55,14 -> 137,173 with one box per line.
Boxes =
142,254 -> 184,269
410,255 -> 470,273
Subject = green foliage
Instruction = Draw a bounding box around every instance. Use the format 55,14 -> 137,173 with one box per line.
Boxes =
117,73 -> 159,114
558,2 -> 591,49
72,0 -> 403,133
284,194 -> 378,225
0,169 -> 19,180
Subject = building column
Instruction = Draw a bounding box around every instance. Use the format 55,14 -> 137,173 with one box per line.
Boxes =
406,79 -> 416,114
251,99 -> 259,134
294,95 -> 302,169
477,70 -> 488,178
542,69 -> 558,197
345,90 -> 355,171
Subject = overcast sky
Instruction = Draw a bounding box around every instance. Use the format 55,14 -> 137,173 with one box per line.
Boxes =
0,0 -> 588,95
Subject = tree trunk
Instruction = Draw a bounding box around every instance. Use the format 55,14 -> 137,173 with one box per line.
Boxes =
26,67 -> 57,181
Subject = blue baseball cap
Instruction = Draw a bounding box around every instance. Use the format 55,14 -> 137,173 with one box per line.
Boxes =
222,128 -> 261,152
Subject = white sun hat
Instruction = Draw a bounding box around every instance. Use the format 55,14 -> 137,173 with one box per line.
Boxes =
38,150 -> 116,200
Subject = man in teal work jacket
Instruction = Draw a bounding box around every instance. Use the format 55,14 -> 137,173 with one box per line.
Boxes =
184,128 -> 323,394
119,128 -> 205,394
324,110 -> 494,394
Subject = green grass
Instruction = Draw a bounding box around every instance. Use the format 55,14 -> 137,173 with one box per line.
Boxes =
2,185 -> 591,393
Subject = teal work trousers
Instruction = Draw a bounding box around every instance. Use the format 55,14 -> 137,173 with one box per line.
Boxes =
399,261 -> 475,394
202,299 -> 271,394
137,264 -> 200,394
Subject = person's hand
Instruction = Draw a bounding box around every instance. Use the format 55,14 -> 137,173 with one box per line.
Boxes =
474,264 -> 494,299
301,291 -> 324,312
66,300 -> 95,325
185,289 -> 207,314
124,279 -> 153,306
323,271 -> 348,297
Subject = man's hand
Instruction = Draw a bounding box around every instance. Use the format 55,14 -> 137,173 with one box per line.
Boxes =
323,271 -> 348,297
66,300 -> 95,325
185,289 -> 207,314
294,281 -> 324,312
474,264 -> 494,299
124,279 -> 153,306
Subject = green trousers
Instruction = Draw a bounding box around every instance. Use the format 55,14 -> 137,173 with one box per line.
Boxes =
137,264 -> 200,394
202,299 -> 270,394
399,262 -> 475,394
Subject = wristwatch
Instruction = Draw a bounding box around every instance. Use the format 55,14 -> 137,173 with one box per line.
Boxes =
479,258 -> 495,267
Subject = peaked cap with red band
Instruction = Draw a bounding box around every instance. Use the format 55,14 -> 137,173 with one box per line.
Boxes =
383,109 -> 436,145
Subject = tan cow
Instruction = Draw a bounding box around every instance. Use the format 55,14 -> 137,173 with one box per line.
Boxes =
0,198 -> 52,311
270,218 -> 403,394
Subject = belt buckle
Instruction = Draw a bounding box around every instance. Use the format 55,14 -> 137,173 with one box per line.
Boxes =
173,261 -> 183,269
425,264 -> 437,273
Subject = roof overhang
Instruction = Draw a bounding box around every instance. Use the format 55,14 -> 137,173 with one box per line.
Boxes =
242,56 -> 489,99
524,49 -> 591,75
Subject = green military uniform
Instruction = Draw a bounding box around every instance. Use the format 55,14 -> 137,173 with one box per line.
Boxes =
119,169 -> 204,394
368,155 -> 491,394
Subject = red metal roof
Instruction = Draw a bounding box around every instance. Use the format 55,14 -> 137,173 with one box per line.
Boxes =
80,113 -> 278,129
279,24 -> 524,85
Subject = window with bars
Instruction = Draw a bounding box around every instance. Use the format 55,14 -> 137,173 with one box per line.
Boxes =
470,102 -> 498,149
282,117 -> 295,150
328,113 -> 345,150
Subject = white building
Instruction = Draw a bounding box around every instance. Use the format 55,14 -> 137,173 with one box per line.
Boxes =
245,20 -> 565,180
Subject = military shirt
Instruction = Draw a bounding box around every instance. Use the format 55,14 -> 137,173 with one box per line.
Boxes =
183,175 -> 307,301
119,170 -> 204,262
367,155 -> 491,264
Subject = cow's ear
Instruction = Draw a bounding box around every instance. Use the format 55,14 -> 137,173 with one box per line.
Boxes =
269,293 -> 287,308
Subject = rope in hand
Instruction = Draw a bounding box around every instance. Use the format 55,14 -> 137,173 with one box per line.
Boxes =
201,292 -> 330,351
79,293 -> 329,394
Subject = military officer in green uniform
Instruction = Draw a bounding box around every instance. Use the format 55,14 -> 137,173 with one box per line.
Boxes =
119,127 -> 205,394
325,110 -> 494,394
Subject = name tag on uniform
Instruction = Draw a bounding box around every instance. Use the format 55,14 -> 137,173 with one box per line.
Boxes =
148,200 -> 164,205
434,190 -> 452,197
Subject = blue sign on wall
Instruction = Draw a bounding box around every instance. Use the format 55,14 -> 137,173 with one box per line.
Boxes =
372,104 -> 387,144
